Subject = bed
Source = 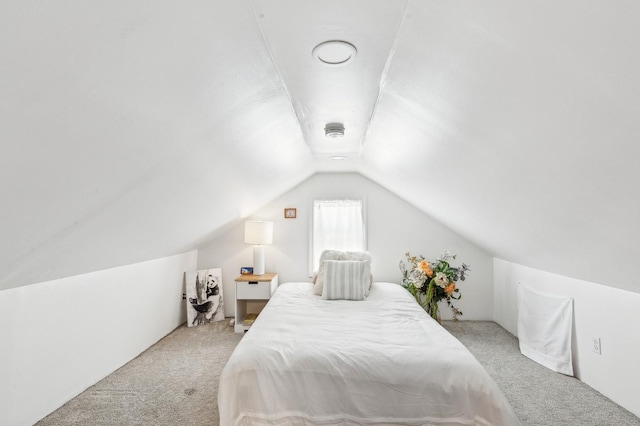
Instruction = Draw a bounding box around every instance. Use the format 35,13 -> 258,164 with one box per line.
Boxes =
218,282 -> 520,425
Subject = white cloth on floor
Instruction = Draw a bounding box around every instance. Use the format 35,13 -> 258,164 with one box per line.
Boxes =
517,282 -> 574,376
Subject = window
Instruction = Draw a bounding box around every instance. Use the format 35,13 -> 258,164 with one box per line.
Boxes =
310,199 -> 366,273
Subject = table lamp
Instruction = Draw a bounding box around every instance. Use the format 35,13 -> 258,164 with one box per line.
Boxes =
244,221 -> 273,275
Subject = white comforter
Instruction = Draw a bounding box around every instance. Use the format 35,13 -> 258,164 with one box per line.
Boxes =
218,282 -> 520,426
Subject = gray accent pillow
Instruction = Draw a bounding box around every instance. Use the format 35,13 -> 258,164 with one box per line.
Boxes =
321,260 -> 366,301
313,250 -> 372,296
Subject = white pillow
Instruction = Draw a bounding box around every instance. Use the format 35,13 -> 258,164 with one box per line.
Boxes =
313,250 -> 372,296
321,260 -> 366,301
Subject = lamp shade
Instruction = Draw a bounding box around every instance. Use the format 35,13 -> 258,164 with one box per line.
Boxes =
244,221 -> 273,245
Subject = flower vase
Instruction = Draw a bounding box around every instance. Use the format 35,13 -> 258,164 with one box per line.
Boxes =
427,301 -> 441,324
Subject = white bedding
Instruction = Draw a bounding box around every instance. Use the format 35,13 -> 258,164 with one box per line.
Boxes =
218,282 -> 520,426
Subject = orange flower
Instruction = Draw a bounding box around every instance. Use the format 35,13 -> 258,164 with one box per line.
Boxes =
444,282 -> 456,295
418,260 -> 433,277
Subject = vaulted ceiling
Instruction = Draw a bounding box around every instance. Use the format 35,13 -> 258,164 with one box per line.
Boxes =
2,1 -> 639,293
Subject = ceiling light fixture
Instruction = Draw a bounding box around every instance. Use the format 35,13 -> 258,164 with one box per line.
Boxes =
325,123 -> 345,138
330,155 -> 348,161
312,40 -> 357,66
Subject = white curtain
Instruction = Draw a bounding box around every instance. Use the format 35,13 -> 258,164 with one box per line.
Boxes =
312,199 -> 365,272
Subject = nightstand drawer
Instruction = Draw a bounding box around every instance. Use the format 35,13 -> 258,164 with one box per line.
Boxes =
236,282 -> 272,299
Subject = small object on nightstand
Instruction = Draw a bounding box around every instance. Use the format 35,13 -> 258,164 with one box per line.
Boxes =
234,273 -> 278,333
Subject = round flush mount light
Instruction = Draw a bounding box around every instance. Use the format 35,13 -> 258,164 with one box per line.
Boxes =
312,40 -> 357,66
325,122 -> 345,138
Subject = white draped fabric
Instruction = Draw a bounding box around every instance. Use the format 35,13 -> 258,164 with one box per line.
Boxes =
517,283 -> 574,376
311,199 -> 365,272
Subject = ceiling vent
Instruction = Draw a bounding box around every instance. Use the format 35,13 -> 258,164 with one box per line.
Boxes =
324,123 -> 345,138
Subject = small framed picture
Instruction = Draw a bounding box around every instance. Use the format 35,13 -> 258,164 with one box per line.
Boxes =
284,208 -> 297,219
240,266 -> 253,275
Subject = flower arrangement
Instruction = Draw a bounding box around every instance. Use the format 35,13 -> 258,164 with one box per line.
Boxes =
399,251 -> 470,321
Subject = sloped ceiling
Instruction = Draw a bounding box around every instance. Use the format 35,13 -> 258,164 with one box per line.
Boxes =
2,1 -> 639,293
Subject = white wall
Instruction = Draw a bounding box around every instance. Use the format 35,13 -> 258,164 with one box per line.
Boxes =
197,173 -> 494,320
0,251 -> 197,426
493,258 -> 640,418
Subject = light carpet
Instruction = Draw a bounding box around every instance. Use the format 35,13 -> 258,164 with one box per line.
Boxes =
37,320 -> 241,426
37,320 -> 639,426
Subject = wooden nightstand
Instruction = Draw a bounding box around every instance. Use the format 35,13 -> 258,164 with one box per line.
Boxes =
234,273 -> 278,333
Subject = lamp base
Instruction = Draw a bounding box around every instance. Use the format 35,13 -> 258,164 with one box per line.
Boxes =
253,245 -> 266,275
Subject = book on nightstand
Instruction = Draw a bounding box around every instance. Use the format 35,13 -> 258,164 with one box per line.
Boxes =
242,313 -> 258,325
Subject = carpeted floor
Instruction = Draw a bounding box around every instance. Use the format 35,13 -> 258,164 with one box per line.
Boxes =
37,320 -> 242,426
37,320 -> 639,426
441,321 -> 640,426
